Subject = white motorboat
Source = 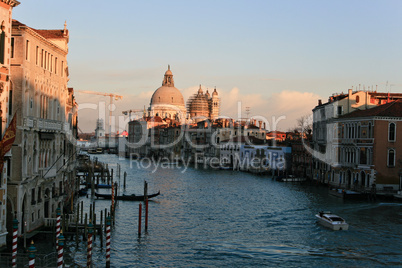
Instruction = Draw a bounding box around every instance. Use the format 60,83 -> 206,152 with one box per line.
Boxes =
315,211 -> 349,230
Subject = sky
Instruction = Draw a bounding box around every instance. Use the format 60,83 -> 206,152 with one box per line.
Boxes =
12,0 -> 402,133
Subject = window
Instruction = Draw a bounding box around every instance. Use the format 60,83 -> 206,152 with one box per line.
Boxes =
55,57 -> 58,74
35,46 -> 38,65
388,149 -> 395,167
8,89 -> 12,116
10,37 -> 14,58
61,61 -> 64,77
337,106 -> 342,116
31,188 -> 36,204
26,40 -> 30,60
41,49 -> 44,67
0,23 -> 5,64
360,148 -> 367,165
38,187 -> 42,202
389,122 -> 396,142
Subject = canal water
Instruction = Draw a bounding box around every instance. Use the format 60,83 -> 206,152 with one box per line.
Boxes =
66,154 -> 402,267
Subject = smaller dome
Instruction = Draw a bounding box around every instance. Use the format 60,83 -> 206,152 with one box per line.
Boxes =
205,90 -> 210,98
212,87 -> 218,96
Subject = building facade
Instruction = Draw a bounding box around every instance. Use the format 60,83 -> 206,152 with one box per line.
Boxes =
0,0 -> 19,248
328,100 -> 402,191
8,19 -> 77,239
312,89 -> 402,184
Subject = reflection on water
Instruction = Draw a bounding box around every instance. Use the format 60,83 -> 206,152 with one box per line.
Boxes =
65,155 -> 402,267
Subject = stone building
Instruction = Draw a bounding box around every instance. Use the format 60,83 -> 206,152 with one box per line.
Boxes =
0,0 -> 19,249
187,85 -> 220,123
329,100 -> 402,191
8,19 -> 77,238
148,66 -> 186,121
312,89 -> 402,184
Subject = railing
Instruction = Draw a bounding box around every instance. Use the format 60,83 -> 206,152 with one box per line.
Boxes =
44,214 -> 76,227
37,118 -> 62,131
44,217 -> 56,227
23,117 -> 63,131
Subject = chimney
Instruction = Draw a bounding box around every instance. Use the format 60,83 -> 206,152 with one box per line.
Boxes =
253,119 -> 257,126
318,99 -> 322,106
258,121 -> 262,129
348,88 -> 352,97
263,122 -> 266,129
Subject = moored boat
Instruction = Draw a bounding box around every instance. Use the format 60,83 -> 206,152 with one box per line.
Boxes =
315,211 -> 349,230
94,191 -> 160,201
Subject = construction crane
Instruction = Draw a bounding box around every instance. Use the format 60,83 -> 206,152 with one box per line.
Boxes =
122,109 -> 143,121
78,90 -> 123,137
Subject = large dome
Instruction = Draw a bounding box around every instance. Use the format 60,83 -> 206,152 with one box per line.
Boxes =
150,65 -> 185,106
148,66 -> 187,120
150,86 -> 185,106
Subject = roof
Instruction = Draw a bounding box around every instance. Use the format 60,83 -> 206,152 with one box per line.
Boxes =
12,19 -> 68,39
340,99 -> 402,118
221,135 -> 266,145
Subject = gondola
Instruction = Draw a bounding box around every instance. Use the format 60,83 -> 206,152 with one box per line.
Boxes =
81,183 -> 112,189
94,191 -> 160,201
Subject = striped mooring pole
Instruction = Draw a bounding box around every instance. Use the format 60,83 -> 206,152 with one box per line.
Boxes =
28,240 -> 37,268
56,207 -> 61,249
57,230 -> 65,268
111,183 -> 115,213
12,218 -> 18,268
106,215 -> 111,268
87,221 -> 94,268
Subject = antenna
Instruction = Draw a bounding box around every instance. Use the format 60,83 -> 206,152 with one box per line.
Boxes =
245,107 -> 250,119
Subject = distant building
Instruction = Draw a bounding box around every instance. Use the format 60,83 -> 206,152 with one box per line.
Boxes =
9,19 -> 77,239
266,131 -> 286,142
187,85 -> 220,123
0,0 -> 20,249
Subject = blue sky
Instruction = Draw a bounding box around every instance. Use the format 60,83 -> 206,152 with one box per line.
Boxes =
13,0 -> 402,132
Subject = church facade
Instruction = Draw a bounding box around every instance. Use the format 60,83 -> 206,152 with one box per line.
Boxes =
147,66 -> 221,123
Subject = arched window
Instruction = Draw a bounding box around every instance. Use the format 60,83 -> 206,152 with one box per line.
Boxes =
389,122 -> 396,141
388,148 -> 395,167
0,21 -> 5,64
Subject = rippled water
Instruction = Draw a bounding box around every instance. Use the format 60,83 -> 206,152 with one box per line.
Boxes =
66,155 -> 402,267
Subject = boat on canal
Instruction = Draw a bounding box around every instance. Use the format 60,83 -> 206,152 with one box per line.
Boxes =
94,190 -> 161,201
315,211 -> 349,230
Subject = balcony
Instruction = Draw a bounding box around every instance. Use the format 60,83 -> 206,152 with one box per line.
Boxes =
38,118 -> 62,131
23,117 -> 63,132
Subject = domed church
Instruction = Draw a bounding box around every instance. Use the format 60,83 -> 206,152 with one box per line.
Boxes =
148,66 -> 220,123
187,85 -> 220,123
148,65 -> 187,120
